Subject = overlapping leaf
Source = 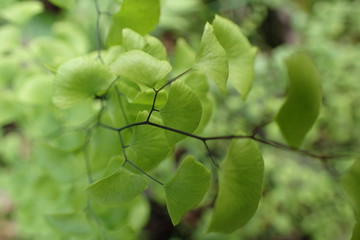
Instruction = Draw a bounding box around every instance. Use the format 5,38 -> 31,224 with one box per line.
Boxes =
342,159 -> 360,240
46,212 -> 91,235
194,23 -> 228,94
107,0 -> 160,46
160,81 -> 202,144
0,1 -> 43,25
144,35 -> 167,60
276,52 -> 322,148
209,138 -> 264,234
172,38 -> 196,75
53,58 -> 114,108
111,50 -> 172,88
164,156 -> 210,225
213,15 -> 258,100
86,168 -> 148,206
122,28 -> 146,51
128,112 -> 170,171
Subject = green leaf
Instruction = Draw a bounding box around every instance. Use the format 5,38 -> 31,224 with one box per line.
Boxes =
0,1 -> 43,25
0,26 -> 20,53
107,0 -> 160,46
17,75 -> 53,105
88,126 -> 123,175
0,90 -> 19,125
164,156 -> 210,225
342,159 -> 360,215
132,89 -> 167,109
276,52 -> 322,148
86,168 -> 148,206
144,35 -> 167,60
172,38 -> 196,76
128,112 -> 170,171
53,21 -> 90,55
34,143 -> 86,182
54,58 -> 114,108
48,0 -> 76,10
50,131 -> 85,152
194,23 -> 228,94
122,28 -> 146,51
46,212 -> 91,235
351,223 -> 360,240
209,138 -> 264,234
111,50 -> 172,88
160,81 -> 202,144
31,37 -> 76,69
104,226 -> 136,240
212,15 -> 258,100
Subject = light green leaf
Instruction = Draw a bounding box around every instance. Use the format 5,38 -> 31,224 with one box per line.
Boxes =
164,156 -> 210,225
86,168 -> 148,205
88,126 -> 123,175
0,26 -> 20,53
276,52 -> 322,148
184,72 -> 209,98
107,0 -> 160,46
53,21 -> 90,55
209,138 -> 264,234
172,38 -> 196,76
54,58 -> 115,108
46,212 -> 91,235
128,112 -> 170,171
0,1 -> 43,25
160,81 -> 202,144
194,23 -> 228,94
132,89 -> 167,109
144,35 -> 167,60
0,90 -> 19,125
122,28 -> 146,51
213,15 -> 258,100
116,78 -> 141,101
34,143 -> 85,182
31,37 -> 76,69
111,50 -> 172,88
17,75 -> 53,105
50,131 -> 85,152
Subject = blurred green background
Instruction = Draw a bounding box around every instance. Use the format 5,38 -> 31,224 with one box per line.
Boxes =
0,0 -> 359,239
